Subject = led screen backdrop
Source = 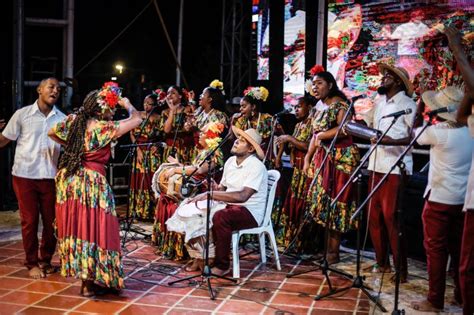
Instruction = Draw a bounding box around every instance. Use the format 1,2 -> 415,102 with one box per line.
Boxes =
254,0 -> 270,80
326,0 -> 473,116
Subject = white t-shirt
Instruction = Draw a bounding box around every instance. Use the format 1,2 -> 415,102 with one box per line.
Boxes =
364,91 -> 417,175
464,115 -> 474,211
2,101 -> 65,179
220,155 -> 268,225
391,21 -> 430,56
416,122 -> 473,205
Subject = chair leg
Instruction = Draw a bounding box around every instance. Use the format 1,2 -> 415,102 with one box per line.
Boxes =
259,233 -> 267,264
268,229 -> 281,271
232,233 -> 240,278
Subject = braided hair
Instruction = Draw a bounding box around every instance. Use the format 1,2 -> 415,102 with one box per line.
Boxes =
58,90 -> 100,177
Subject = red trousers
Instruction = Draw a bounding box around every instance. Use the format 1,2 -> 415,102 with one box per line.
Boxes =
460,211 -> 474,315
12,176 -> 57,269
212,205 -> 258,270
368,172 -> 407,274
422,199 -> 464,309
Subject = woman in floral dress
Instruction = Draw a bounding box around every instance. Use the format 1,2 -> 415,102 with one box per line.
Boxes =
275,96 -> 316,252
48,83 -> 142,297
188,80 -> 229,132
152,122 -> 225,261
129,93 -> 163,220
231,86 -> 273,150
161,85 -> 195,164
303,71 -> 360,264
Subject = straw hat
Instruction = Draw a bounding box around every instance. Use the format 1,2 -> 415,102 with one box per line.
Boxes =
422,86 -> 464,122
231,126 -> 265,160
378,63 -> 414,97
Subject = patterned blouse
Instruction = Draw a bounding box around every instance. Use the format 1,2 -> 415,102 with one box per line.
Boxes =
194,109 -> 229,131
233,112 -> 273,140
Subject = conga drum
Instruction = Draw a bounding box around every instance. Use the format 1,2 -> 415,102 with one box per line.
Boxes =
152,163 -> 183,201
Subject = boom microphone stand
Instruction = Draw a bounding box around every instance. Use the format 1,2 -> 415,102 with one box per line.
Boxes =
350,119 -> 433,315
308,117 -> 401,311
168,132 -> 237,299
287,101 -> 355,296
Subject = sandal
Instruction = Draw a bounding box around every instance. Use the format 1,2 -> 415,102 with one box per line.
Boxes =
80,281 -> 95,297
39,263 -> 58,275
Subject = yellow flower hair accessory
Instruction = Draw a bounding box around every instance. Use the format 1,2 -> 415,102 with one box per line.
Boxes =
209,79 -> 224,91
203,122 -> 225,150
305,79 -> 316,97
243,86 -> 269,102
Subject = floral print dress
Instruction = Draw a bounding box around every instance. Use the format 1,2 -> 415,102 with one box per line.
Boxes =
307,101 -> 360,233
52,115 -> 124,290
129,115 -> 162,220
160,108 -> 196,164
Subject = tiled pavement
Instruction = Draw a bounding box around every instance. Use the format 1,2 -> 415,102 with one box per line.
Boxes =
0,237 -> 463,314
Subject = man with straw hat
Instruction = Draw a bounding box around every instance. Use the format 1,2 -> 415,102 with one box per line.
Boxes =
187,127 -> 268,276
410,86 -> 472,312
362,63 -> 416,283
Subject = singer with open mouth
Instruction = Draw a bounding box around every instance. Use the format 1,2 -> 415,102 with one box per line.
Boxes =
360,63 -> 416,283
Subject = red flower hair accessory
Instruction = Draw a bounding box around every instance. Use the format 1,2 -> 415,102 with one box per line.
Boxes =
97,82 -> 122,112
309,64 -> 325,76
153,88 -> 167,102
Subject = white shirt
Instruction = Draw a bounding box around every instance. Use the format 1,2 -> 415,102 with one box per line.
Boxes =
365,91 -> 417,175
391,22 -> 430,56
2,101 -> 65,179
464,115 -> 474,211
416,122 -> 472,205
220,155 -> 268,225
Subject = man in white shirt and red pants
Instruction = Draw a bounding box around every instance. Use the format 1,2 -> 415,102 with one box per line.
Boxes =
410,86 -> 472,312
188,127 -> 268,276
363,64 -> 416,283
0,78 -> 65,278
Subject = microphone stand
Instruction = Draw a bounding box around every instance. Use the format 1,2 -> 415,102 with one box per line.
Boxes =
287,101 -> 354,297
350,119 -> 432,315
121,107 -> 158,246
308,116 -> 401,311
168,132 -> 237,299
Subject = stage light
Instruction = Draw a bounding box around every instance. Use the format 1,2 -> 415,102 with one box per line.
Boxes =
115,63 -> 124,74
111,76 -> 117,81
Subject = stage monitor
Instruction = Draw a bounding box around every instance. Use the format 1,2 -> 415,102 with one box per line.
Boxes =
326,0 -> 473,117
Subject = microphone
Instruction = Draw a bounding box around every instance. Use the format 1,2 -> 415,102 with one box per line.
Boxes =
381,108 -> 413,119
351,94 -> 366,103
274,108 -> 291,117
426,105 -> 456,117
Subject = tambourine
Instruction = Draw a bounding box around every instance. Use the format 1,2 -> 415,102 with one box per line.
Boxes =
343,122 -> 382,141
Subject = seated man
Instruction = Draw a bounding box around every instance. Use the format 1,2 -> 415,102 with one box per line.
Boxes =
187,127 -> 268,276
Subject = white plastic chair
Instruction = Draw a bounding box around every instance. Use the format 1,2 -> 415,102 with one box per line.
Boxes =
231,169 -> 282,278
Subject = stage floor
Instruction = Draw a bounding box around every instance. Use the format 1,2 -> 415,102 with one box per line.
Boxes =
0,213 -> 463,314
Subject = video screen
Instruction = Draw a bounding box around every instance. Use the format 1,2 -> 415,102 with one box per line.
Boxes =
254,0 -> 270,80
326,0 -> 473,116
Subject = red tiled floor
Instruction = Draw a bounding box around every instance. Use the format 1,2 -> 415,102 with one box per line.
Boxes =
312,298 -> 359,311
0,266 -> 20,276
262,305 -> 309,314
0,302 -> 25,314
17,306 -> 70,314
0,288 -> 11,297
271,292 -> 315,308
119,304 -> 168,314
175,296 -> 223,311
167,308 -> 212,314
20,280 -> 69,293
135,292 -> 184,307
218,300 -> 265,313
229,288 -> 274,303
74,300 -> 127,313
150,283 -> 194,295
34,295 -> 86,310
0,277 -> 33,290
0,291 -> 48,305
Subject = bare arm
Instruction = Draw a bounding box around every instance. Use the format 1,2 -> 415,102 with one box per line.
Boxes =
0,134 -> 11,148
445,26 -> 474,98
47,130 -> 66,146
457,93 -> 474,126
208,186 -> 256,203
115,98 -> 143,138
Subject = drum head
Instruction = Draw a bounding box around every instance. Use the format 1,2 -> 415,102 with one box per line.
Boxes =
152,163 -> 180,196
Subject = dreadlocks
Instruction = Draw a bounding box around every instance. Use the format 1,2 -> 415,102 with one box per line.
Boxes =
58,90 -> 100,177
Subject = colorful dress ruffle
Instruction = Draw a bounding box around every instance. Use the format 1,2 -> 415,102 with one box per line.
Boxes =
194,108 -> 229,131
233,112 -> 273,145
307,101 -> 360,233
276,117 -> 320,252
129,115 -> 162,220
152,147 -> 223,260
160,108 -> 196,164
52,115 -> 124,289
